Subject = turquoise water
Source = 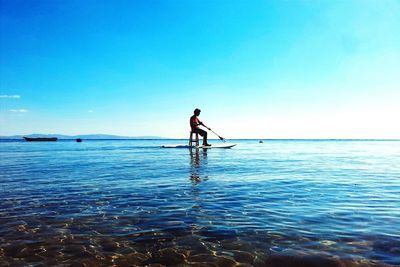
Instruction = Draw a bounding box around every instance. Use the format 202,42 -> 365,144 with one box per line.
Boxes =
1,139 -> 399,266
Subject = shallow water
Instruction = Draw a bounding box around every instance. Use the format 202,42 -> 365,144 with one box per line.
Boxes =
1,139 -> 399,266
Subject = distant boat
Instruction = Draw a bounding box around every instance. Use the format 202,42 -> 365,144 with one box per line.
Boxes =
24,137 -> 58,142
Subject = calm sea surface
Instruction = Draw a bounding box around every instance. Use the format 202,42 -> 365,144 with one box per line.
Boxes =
1,139 -> 399,266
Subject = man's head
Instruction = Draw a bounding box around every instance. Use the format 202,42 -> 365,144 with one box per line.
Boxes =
194,108 -> 201,116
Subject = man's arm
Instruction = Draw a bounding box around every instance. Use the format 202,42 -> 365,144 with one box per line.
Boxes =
200,121 -> 211,130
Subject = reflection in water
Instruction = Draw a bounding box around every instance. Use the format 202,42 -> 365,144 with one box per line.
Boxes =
188,147 -> 210,241
189,148 -> 208,184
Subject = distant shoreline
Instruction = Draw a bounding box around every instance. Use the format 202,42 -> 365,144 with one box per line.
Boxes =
1,134 -> 399,141
1,138 -> 399,141
0,134 -> 167,140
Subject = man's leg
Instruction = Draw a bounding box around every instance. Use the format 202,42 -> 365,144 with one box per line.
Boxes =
203,131 -> 208,145
197,129 -> 208,145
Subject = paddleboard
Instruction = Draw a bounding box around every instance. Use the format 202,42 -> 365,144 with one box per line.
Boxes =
162,143 -> 236,149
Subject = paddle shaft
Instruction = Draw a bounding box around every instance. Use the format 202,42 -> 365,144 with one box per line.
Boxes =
208,128 -> 225,142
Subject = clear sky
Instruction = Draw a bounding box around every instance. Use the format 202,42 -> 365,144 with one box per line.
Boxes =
1,0 -> 399,138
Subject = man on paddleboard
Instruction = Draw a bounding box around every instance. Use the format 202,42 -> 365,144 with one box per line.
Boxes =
190,108 -> 211,146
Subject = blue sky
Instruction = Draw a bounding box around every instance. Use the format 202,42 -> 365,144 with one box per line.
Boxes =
1,0 -> 399,138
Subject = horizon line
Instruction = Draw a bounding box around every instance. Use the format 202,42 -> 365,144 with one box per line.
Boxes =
1,137 -> 399,141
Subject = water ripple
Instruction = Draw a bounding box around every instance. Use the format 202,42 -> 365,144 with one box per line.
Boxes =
1,140 -> 399,266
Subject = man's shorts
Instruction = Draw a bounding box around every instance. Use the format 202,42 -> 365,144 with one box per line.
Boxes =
193,128 -> 207,137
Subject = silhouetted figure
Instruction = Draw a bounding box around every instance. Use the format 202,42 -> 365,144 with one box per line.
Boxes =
76,138 -> 82,142
190,108 -> 211,146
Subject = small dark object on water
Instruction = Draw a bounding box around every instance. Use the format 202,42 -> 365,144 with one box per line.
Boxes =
259,140 -> 263,143
24,137 -> 58,142
76,138 -> 82,142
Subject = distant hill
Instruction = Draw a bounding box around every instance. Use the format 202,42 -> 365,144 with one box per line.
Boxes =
0,134 -> 167,140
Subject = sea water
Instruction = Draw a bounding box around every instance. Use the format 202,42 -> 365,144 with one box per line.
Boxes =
0,139 -> 399,266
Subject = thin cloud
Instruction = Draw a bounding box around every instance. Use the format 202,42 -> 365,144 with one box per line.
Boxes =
9,109 -> 28,113
0,95 -> 21,99
88,110 -> 94,113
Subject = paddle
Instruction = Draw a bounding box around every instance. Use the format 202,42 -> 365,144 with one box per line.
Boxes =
207,128 -> 226,142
